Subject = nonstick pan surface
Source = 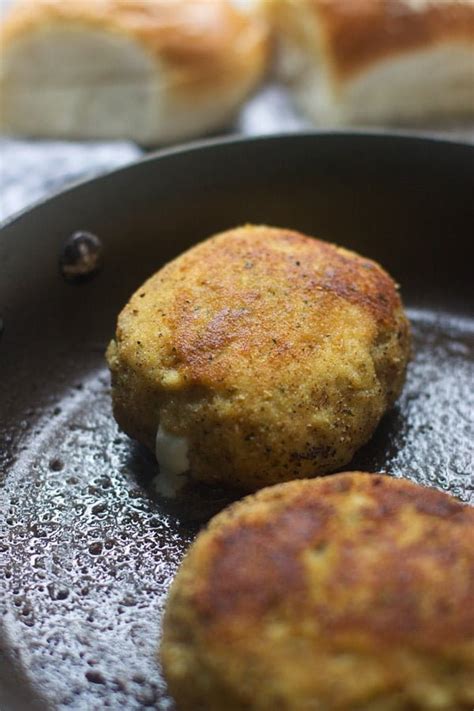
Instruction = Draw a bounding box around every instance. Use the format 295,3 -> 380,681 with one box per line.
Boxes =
0,133 -> 473,710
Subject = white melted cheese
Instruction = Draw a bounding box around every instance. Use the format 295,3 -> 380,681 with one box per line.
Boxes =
154,425 -> 189,498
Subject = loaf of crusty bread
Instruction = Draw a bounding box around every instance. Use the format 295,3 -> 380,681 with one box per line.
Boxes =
264,0 -> 474,126
0,0 -> 269,143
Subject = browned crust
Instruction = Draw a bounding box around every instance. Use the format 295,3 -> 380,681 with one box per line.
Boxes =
1,0 -> 269,97
159,226 -> 404,385
176,473 -> 474,649
108,225 -> 410,487
269,0 -> 474,82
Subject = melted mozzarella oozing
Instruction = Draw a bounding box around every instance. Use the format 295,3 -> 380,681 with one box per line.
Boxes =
154,425 -> 190,498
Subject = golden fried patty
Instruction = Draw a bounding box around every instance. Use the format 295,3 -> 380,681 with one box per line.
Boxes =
161,473 -> 474,711
107,225 -> 410,490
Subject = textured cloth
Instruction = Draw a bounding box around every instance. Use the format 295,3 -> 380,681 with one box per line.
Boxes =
0,139 -> 142,223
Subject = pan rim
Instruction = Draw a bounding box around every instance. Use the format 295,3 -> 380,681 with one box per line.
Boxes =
1,128 -> 473,232
1,126 -> 473,711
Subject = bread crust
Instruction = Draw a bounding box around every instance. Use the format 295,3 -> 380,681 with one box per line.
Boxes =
1,0 -> 269,97
0,0 -> 269,141
267,0 -> 474,83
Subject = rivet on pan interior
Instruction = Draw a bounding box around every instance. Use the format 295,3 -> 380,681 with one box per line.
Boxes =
59,231 -> 104,284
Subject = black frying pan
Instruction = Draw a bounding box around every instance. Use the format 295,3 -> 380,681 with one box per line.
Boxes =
1,132 -> 473,711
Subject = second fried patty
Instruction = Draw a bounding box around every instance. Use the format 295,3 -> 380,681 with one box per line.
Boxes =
161,473 -> 474,710
107,225 -> 410,490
